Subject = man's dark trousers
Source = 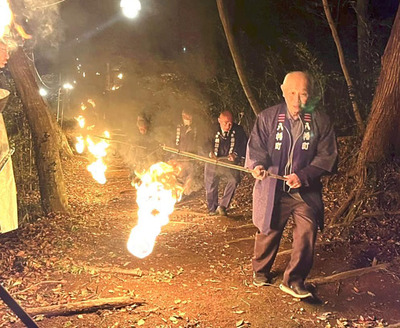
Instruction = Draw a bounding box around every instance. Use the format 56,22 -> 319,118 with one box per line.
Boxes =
204,163 -> 241,212
252,192 -> 318,286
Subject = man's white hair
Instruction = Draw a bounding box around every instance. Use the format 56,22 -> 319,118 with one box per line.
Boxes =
282,71 -> 314,94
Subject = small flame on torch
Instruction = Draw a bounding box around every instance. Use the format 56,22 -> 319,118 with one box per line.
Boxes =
87,99 -> 96,107
75,135 -> 85,154
72,99 -> 110,185
75,115 -> 85,129
86,132 -> 110,184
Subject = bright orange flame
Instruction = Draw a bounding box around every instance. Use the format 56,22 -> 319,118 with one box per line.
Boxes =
87,158 -> 107,185
86,132 -> 110,184
0,0 -> 12,39
87,99 -> 96,107
75,135 -> 85,154
73,97 -> 110,184
0,0 -> 31,40
87,135 -> 109,158
75,115 -> 85,128
127,162 -> 183,258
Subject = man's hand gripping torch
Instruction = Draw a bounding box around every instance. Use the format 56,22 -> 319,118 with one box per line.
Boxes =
251,165 -> 287,181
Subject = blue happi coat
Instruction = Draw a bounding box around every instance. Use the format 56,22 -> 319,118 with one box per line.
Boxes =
245,103 -> 338,234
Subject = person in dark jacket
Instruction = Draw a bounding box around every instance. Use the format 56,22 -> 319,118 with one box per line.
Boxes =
204,110 -> 247,216
173,108 -> 201,196
245,71 -> 337,299
175,108 -> 198,154
129,114 -> 162,182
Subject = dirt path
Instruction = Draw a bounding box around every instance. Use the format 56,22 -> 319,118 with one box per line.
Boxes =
1,155 -> 400,328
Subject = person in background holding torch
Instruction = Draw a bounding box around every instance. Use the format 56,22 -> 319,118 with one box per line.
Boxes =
245,71 -> 337,298
204,110 -> 247,216
0,40 -> 18,233
172,108 -> 202,197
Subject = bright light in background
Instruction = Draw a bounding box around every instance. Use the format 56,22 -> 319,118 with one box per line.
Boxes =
117,73 -> 123,79
120,0 -> 141,19
63,82 -> 74,90
39,88 -> 48,97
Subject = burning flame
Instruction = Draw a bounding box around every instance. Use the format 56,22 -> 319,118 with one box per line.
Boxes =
127,162 -> 183,258
87,134 -> 109,158
75,115 -> 85,128
87,158 -> 107,185
0,0 -> 31,40
85,132 -> 110,184
87,99 -> 96,107
75,135 -> 85,154
0,0 -> 12,39
73,100 -> 111,184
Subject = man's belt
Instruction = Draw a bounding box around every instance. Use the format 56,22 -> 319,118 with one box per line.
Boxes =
0,147 -> 15,174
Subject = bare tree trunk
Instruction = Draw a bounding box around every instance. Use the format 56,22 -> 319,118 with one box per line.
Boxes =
216,0 -> 261,116
356,0 -> 370,79
357,7 -> 400,166
7,46 -> 68,214
332,6 -> 400,224
322,0 -> 365,135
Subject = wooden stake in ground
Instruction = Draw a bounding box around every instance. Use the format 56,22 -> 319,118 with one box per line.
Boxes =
308,263 -> 389,285
26,296 -> 144,318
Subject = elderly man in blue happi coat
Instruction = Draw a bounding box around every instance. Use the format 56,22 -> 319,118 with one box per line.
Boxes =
245,71 -> 338,298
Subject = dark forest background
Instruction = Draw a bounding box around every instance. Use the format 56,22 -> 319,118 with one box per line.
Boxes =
1,0 -> 399,220
21,0 -> 400,134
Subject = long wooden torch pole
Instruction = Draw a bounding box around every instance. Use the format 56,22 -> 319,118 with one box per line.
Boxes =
161,145 -> 286,181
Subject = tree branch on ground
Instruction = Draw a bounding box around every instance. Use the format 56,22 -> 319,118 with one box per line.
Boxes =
26,296 -> 144,317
